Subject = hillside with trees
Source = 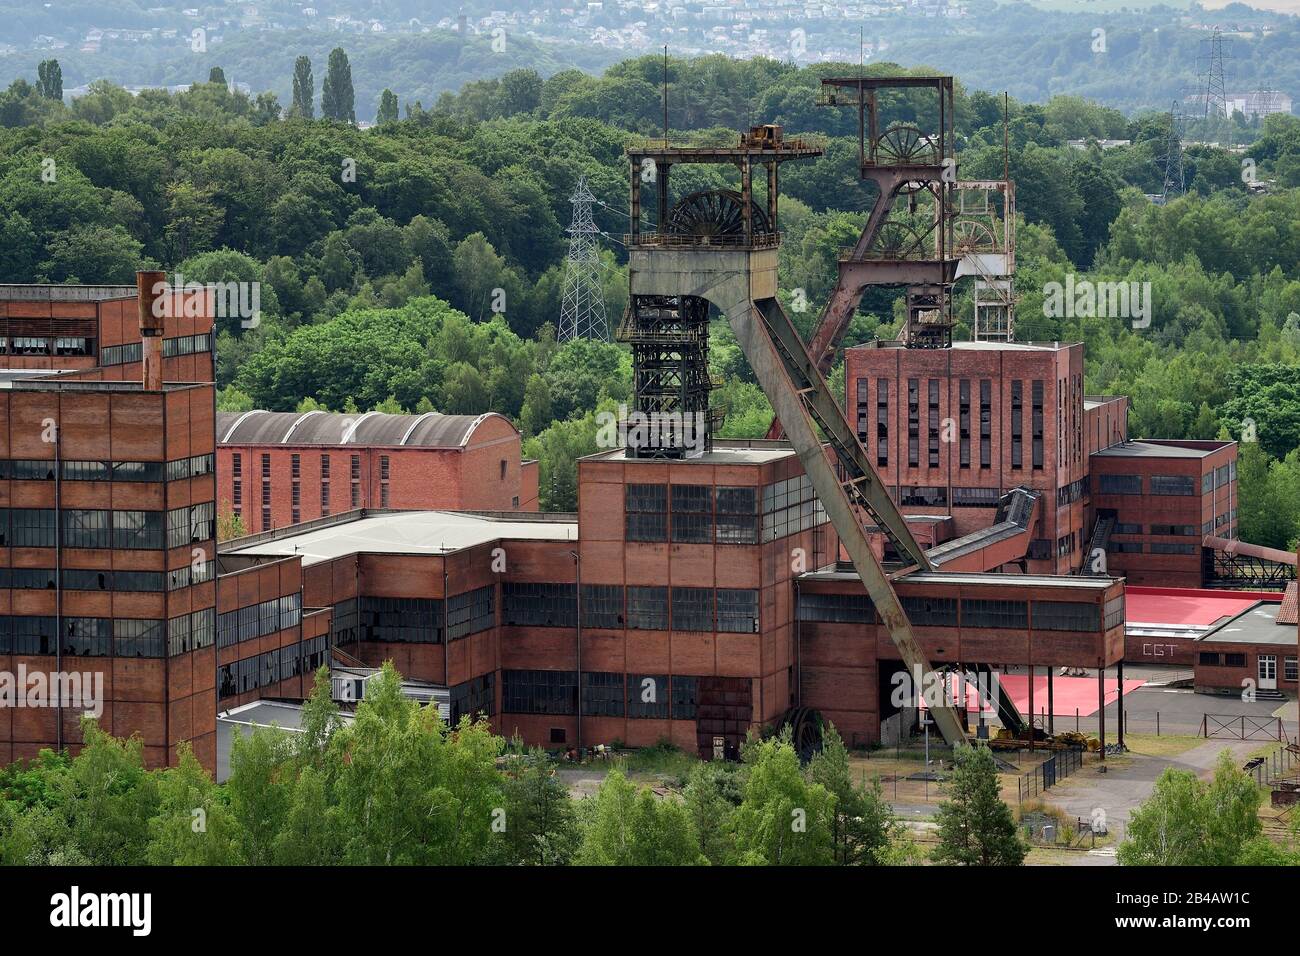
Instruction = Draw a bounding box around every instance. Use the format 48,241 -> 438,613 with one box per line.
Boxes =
0,53 -> 1298,546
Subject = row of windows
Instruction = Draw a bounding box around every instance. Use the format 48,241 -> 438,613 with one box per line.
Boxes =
0,614 -> 176,657
1057,532 -> 1077,558
1203,512 -> 1236,535
162,333 -> 213,358
1202,462 -> 1237,493
217,593 -> 303,649
797,592 -> 875,624
1098,474 -> 1142,495
1056,478 -> 1087,507
501,669 -> 698,719
1103,595 -> 1126,632
1109,542 -> 1200,555
0,335 -> 94,356
900,486 -> 947,508
450,674 -> 496,724
797,594 -> 1106,632
0,566 -> 212,592
102,333 -> 214,367
1201,651 -> 1300,680
360,596 -> 443,644
1149,524 -> 1199,537
165,454 -> 216,482
218,634 -> 330,700
953,487 -> 1002,508
0,508 -> 177,551
863,377 -> 1055,476
329,592 -> 489,647
167,607 -> 216,657
0,457 -> 199,483
1099,474 -> 1200,496
502,583 -> 577,628
447,586 -> 495,641
166,502 -> 216,550
761,475 -> 828,543
1198,652 -> 1248,668
624,483 -> 763,545
503,583 -> 759,633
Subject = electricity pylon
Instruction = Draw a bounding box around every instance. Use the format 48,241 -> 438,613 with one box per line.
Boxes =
557,175 -> 609,342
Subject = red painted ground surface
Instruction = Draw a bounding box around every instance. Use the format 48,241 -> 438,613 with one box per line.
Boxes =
925,674 -> 1147,718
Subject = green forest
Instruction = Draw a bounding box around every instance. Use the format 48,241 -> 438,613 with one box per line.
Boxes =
1,52 -> 1299,548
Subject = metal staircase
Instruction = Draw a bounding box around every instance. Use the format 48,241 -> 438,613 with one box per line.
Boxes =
1078,513 -> 1116,575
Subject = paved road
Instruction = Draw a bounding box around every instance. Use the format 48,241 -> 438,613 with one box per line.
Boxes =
1039,738 -> 1261,865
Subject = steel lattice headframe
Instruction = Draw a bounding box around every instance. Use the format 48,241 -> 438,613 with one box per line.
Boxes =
557,175 -> 610,342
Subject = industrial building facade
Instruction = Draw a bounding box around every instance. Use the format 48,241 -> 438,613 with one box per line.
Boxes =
0,267 -> 1288,773
217,442 -> 1126,755
846,340 -> 1239,586
0,282 -> 218,769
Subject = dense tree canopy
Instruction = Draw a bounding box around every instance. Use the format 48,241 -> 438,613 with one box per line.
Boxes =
0,670 -> 917,868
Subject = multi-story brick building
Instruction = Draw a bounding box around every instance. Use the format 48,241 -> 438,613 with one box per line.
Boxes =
0,278 -> 1282,774
845,339 -> 1239,586
847,340 -> 1092,574
1090,439 -> 1238,587
219,441 -> 1126,756
0,281 -> 218,769
216,409 -> 538,532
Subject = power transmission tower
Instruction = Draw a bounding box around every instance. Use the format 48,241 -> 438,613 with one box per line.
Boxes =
1158,100 -> 1185,203
1197,27 -> 1231,120
557,175 -> 609,342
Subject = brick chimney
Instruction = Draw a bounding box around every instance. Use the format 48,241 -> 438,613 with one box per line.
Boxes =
136,270 -> 166,390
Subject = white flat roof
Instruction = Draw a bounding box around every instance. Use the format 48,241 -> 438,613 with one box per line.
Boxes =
224,510 -> 578,565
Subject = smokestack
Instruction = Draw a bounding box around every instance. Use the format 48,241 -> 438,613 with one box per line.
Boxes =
136,270 -> 166,391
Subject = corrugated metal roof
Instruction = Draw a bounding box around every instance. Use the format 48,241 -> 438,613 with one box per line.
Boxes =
216,409 -> 510,447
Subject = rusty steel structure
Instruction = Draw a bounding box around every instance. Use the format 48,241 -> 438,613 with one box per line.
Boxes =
953,179 -> 1017,342
619,126 -> 815,459
623,124 -> 969,746
765,76 -> 961,441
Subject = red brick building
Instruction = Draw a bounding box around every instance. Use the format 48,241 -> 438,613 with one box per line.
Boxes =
0,281 -> 1280,774
0,283 -> 214,384
0,283 -> 218,769
1192,585 -> 1297,698
845,339 -> 1239,586
847,340 -> 1093,574
220,442 -> 1125,756
1090,439 -> 1237,587
216,410 -> 538,532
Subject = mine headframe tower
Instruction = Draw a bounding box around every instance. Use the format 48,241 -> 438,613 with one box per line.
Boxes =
953,179 -> 1017,342
623,124 -> 968,747
764,76 -> 962,442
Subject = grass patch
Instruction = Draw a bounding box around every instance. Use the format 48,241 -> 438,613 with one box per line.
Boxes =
1121,733 -> 1205,759
622,740 -> 699,782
